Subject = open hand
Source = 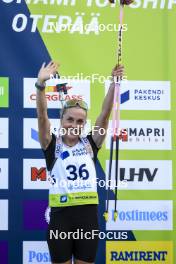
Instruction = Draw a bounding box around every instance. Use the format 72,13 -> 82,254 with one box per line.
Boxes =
37,61 -> 59,83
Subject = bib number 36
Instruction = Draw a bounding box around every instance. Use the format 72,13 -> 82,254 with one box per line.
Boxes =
66,164 -> 89,181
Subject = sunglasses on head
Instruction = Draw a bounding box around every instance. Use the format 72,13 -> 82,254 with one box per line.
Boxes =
63,99 -> 88,111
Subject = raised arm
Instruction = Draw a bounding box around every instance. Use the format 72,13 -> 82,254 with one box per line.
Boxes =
92,64 -> 124,148
36,61 -> 59,150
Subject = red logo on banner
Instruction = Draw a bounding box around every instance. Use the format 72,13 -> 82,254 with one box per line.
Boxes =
119,129 -> 128,142
31,167 -> 46,181
30,94 -> 83,101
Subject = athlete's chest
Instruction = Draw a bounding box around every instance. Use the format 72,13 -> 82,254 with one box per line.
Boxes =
52,141 -> 96,181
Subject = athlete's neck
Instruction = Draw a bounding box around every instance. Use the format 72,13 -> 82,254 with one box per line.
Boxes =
62,136 -> 79,147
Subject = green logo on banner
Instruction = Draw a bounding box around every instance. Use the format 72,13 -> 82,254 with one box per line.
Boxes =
0,77 -> 9,107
